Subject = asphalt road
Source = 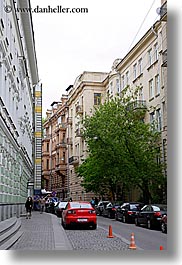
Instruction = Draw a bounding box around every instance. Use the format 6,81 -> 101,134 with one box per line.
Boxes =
97,216 -> 167,250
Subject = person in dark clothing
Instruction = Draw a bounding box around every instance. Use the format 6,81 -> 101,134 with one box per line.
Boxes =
25,196 -> 33,219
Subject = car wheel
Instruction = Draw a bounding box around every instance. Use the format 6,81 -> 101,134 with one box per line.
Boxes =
147,219 -> 152,229
91,224 -> 97,230
161,222 -> 167,233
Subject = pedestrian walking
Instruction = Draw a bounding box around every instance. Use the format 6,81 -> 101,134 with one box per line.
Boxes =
90,197 -> 95,208
39,197 -> 46,213
25,196 -> 33,219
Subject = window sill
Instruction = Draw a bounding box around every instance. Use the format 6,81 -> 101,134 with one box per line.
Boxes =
132,73 -> 143,83
149,97 -> 154,102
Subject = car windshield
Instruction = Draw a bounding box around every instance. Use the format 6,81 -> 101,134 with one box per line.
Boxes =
70,202 -> 92,209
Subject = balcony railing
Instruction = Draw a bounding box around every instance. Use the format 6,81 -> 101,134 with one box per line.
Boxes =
75,105 -> 83,114
127,100 -> 147,111
56,141 -> 67,149
69,156 -> 79,165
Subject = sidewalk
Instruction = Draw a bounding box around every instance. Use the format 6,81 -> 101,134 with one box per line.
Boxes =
10,211 -> 73,250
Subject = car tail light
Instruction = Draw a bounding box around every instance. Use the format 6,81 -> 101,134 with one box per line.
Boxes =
112,208 -> 116,211
154,211 -> 161,217
127,211 -> 133,215
67,210 -> 76,214
88,210 -> 96,214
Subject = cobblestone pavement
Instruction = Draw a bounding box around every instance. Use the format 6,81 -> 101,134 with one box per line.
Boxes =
11,212 -> 55,250
10,212 -> 130,251
64,226 -> 130,251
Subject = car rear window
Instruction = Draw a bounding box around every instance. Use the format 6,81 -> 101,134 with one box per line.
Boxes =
130,204 -> 140,210
70,203 -> 92,209
59,202 -> 68,207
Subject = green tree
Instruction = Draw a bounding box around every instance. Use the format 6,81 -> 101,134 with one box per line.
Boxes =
77,88 -> 166,203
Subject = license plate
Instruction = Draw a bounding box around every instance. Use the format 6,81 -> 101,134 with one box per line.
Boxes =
77,218 -> 88,222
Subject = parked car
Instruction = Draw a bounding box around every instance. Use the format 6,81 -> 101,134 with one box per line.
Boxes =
115,202 -> 144,223
102,202 -> 121,218
95,201 -> 110,216
135,204 -> 167,229
55,201 -> 68,217
62,201 -> 97,229
45,201 -> 56,214
160,214 -> 167,233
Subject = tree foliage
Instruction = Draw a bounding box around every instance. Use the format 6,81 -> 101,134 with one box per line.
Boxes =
77,87 -> 166,203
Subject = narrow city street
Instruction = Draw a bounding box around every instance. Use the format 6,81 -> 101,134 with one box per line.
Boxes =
9,212 -> 167,251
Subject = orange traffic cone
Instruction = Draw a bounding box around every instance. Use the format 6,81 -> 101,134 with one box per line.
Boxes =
107,225 -> 115,238
129,232 -> 137,250
160,245 -> 164,250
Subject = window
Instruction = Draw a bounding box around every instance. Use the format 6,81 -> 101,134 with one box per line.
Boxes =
126,71 -> 129,85
122,75 -> 125,89
58,116 -> 62,124
156,108 -> 162,131
46,143 -> 49,152
116,78 -> 120,93
149,79 -> 154,99
150,111 -> 155,124
138,58 -> 142,75
94,93 -> 101,105
155,74 -> 160,95
109,81 -> 113,94
154,43 -> 158,61
138,87 -> 144,101
148,49 -> 152,66
133,63 -> 137,79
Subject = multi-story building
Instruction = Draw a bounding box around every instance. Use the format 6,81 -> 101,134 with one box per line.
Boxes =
42,95 -> 68,199
0,0 -> 40,219
66,72 -> 108,201
42,0 -> 167,202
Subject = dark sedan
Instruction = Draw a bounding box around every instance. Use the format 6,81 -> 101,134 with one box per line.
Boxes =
55,201 -> 68,217
95,201 -> 110,216
135,204 -> 167,229
115,202 -> 144,223
102,202 -> 121,218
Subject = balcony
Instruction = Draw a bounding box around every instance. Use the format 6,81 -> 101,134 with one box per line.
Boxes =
160,1 -> 167,21
56,141 -> 67,149
55,123 -> 66,132
55,159 -> 67,172
75,105 -> 83,114
162,50 -> 167,67
69,156 -> 79,165
127,100 -> 147,111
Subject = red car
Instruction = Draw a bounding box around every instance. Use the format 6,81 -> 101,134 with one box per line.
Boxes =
62,201 -> 97,229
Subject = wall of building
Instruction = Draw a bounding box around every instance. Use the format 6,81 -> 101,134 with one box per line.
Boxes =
0,0 -> 39,204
